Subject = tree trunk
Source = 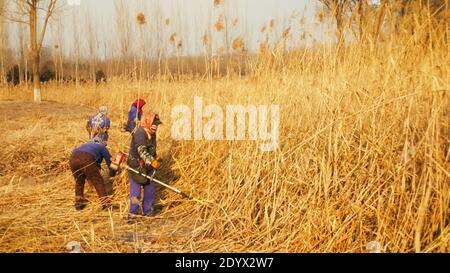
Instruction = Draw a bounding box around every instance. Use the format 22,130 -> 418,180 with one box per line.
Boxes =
0,52 -> 4,84
30,1 -> 41,103
19,63 -> 23,84
91,60 -> 95,83
60,52 -> 64,83
0,0 -> 4,84
75,57 -> 79,88
33,53 -> 42,103
25,59 -> 28,84
53,51 -> 58,82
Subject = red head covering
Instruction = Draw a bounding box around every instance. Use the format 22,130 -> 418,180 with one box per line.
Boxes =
131,99 -> 146,113
141,112 -> 162,134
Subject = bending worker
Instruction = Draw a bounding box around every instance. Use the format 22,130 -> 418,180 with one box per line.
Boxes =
69,134 -> 117,210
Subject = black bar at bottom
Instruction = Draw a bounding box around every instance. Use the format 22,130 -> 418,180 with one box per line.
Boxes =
0,253 -> 444,272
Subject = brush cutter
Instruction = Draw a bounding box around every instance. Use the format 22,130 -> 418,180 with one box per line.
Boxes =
111,152 -> 209,206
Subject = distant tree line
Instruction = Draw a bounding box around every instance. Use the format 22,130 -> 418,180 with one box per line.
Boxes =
0,0 -> 447,88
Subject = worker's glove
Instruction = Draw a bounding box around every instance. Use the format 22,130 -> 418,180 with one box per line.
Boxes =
148,155 -> 162,169
150,159 -> 161,170
109,167 -> 117,177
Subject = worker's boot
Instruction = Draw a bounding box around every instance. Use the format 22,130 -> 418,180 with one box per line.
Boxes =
75,196 -> 88,210
127,214 -> 139,224
103,203 -> 120,211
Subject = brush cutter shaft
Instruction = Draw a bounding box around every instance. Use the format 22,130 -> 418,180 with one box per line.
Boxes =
125,165 -> 188,197
114,152 -> 208,206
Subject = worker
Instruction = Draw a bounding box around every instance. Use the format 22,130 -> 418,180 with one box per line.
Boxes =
127,111 -> 162,221
86,106 -> 110,139
69,134 -> 117,210
126,99 -> 146,134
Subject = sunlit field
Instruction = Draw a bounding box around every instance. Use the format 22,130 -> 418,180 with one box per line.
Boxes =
0,1 -> 448,252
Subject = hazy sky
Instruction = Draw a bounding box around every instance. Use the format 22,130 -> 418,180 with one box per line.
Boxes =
7,0 -> 330,58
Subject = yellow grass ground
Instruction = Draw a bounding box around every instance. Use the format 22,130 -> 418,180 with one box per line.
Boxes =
0,29 -> 449,252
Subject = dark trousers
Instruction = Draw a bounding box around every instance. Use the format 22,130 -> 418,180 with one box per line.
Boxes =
69,151 -> 110,209
129,171 -> 155,216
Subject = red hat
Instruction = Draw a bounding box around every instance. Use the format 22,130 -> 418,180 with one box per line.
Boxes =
132,99 -> 146,112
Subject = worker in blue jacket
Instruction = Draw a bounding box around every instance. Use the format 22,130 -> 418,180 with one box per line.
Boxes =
69,134 -> 116,210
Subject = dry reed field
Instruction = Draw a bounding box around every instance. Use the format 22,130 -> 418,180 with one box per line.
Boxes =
0,1 -> 449,253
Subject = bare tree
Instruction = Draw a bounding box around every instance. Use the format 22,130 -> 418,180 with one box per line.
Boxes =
0,0 -> 6,84
51,12 -> 63,82
136,10 -> 147,82
114,0 -> 131,78
50,22 -> 58,82
10,0 -> 58,102
18,22 -> 26,84
71,7 -> 80,87
85,8 -> 97,83
149,1 -> 164,78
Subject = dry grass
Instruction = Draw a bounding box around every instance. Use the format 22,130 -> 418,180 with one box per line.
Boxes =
0,5 -> 449,253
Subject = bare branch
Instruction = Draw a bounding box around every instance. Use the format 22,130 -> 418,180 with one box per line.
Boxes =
7,0 -> 30,23
37,0 -> 57,52
6,16 -> 30,25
